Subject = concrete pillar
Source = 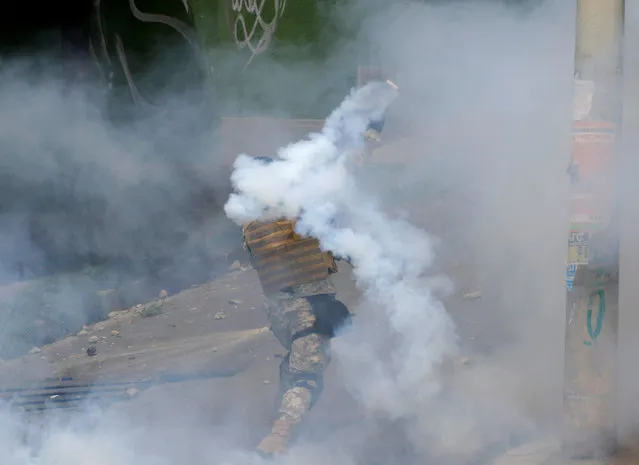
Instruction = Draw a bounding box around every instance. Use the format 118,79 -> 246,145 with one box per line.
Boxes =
563,0 -> 624,459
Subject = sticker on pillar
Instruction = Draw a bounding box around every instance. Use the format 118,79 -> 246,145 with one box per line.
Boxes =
565,263 -> 578,291
570,121 -> 615,200
567,246 -> 589,266
566,230 -> 590,266
568,230 -> 590,247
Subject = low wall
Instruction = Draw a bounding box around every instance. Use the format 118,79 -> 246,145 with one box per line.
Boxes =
0,253 -> 238,359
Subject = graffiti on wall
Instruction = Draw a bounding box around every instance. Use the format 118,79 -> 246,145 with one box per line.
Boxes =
584,289 -> 605,346
89,0 -> 200,107
231,0 -> 288,70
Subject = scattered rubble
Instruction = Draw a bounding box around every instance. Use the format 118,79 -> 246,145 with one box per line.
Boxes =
111,330 -> 120,337
214,311 -> 227,320
77,330 -> 89,336
29,347 -> 41,354
229,260 -> 242,270
88,335 -> 99,344
108,310 -> 129,319
229,299 -> 242,306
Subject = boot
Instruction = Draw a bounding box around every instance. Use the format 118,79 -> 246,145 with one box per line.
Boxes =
255,418 -> 294,456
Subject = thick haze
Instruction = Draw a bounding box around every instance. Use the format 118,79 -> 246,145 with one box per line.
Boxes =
357,0 -> 574,456
5,0 -> 639,464
0,52 -> 240,357
225,79 -> 460,427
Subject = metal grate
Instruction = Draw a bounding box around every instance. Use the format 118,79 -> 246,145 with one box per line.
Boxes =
0,369 -> 241,413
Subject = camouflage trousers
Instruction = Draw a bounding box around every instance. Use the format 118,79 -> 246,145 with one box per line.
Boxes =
264,295 -> 332,424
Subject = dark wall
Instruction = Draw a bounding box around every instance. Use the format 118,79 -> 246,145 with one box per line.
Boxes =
0,0 -> 237,289
1,0 -> 90,54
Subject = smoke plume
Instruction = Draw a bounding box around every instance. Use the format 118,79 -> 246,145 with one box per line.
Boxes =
224,81 -> 459,418
0,0 -> 616,463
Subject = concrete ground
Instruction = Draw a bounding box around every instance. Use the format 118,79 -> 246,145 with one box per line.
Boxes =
0,151 -> 564,465
0,250 -> 497,463
0,140 -> 606,464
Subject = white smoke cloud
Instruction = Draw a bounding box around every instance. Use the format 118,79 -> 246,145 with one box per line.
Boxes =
224,81 -> 459,419
0,0 -> 588,462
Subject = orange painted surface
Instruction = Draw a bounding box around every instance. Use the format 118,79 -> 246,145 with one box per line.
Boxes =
569,122 -> 616,229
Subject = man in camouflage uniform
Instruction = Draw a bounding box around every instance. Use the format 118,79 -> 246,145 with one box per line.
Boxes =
242,157 -> 352,456
244,78 -> 397,456
258,277 -> 347,455
246,136 -> 384,455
